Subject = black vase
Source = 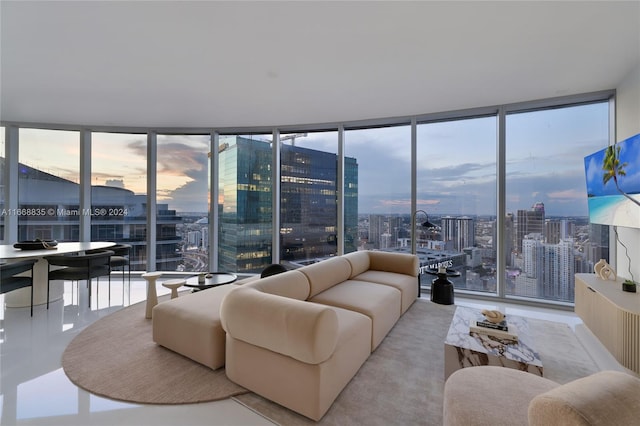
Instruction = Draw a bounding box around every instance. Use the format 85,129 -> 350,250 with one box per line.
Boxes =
431,272 -> 455,305
622,282 -> 637,293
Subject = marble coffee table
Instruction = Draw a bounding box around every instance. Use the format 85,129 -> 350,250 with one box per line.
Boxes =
444,306 -> 543,380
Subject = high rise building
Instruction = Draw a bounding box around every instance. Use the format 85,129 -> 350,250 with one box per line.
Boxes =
543,239 -> 575,301
515,235 -> 544,298
501,213 -> 514,266
368,215 -> 385,249
218,136 -> 358,273
545,220 -> 562,244
441,216 -> 475,251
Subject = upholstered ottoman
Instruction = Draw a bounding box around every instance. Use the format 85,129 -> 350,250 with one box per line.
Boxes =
443,366 -> 640,426
443,366 -> 558,426
152,284 -> 236,369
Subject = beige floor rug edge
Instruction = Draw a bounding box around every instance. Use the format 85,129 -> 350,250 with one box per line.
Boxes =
61,295 -> 248,405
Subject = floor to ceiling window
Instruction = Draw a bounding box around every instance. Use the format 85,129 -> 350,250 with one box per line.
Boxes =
0,91 -> 614,306
17,128 -> 80,242
91,132 -> 148,271
280,131 -> 340,264
344,125 -> 411,254
505,101 -> 610,303
156,134 -> 210,272
218,134 -> 273,274
417,116 -> 498,292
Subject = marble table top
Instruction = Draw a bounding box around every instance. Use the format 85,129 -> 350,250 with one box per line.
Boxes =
445,306 -> 543,367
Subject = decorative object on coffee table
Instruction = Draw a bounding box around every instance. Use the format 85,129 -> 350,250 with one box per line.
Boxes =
481,309 -> 505,324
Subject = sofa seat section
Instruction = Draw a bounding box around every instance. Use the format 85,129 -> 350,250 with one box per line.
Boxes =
343,250 -> 419,314
152,284 -> 236,370
222,286 -> 372,421
309,280 -> 401,351
351,270 -> 417,314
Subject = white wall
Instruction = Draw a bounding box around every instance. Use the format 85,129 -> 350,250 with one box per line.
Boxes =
615,61 -> 640,283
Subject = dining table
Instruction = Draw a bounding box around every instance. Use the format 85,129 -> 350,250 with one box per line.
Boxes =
0,241 -> 115,308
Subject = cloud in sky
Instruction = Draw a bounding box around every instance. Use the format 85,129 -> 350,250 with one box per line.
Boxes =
156,135 -> 209,212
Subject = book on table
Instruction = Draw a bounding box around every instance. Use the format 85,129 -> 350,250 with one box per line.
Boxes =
476,319 -> 508,331
469,321 -> 519,342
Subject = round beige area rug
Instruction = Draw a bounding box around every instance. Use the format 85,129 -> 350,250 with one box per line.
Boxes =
62,296 -> 246,404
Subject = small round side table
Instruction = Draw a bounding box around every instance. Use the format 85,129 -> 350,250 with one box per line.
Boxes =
162,278 -> 186,299
142,271 -> 163,319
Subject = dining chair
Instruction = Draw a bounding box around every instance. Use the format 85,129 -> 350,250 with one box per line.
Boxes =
45,250 -> 114,308
88,243 -> 131,298
0,259 -> 38,316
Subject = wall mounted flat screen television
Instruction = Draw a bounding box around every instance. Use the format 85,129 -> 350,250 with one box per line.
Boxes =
584,133 -> 640,229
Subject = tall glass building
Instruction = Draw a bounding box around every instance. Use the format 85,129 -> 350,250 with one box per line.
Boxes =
218,136 -> 358,274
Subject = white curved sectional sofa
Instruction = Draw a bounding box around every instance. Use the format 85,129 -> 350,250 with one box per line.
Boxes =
220,250 -> 419,420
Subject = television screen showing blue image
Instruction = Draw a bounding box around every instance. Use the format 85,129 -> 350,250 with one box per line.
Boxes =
584,133 -> 640,229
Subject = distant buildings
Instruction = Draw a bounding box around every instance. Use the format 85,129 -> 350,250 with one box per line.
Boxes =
516,202 -> 545,252
441,216 -> 475,251
1,158 -> 181,271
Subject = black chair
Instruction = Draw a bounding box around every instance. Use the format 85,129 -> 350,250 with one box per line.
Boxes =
88,243 -> 131,294
0,259 -> 38,316
260,263 -> 287,278
45,250 -> 114,308
109,244 -> 131,283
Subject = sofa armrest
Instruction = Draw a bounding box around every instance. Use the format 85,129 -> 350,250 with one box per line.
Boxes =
220,287 -> 338,364
368,251 -> 419,277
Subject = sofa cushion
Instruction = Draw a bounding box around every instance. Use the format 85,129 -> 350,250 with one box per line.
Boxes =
528,370 -> 640,426
343,251 -> 370,277
309,280 -> 401,350
300,257 -> 352,298
220,287 -> 338,364
352,270 -> 418,314
245,269 -> 310,300
368,250 -> 419,276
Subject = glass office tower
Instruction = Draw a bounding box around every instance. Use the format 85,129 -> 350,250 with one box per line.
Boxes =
218,136 -> 358,274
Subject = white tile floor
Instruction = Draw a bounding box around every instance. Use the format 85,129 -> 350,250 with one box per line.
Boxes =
0,277 -> 626,426
1,278 -> 274,426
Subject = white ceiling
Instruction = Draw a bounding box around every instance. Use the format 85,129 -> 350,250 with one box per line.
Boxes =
1,1 -> 639,130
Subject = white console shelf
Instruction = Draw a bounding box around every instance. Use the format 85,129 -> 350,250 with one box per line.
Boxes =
575,273 -> 640,375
